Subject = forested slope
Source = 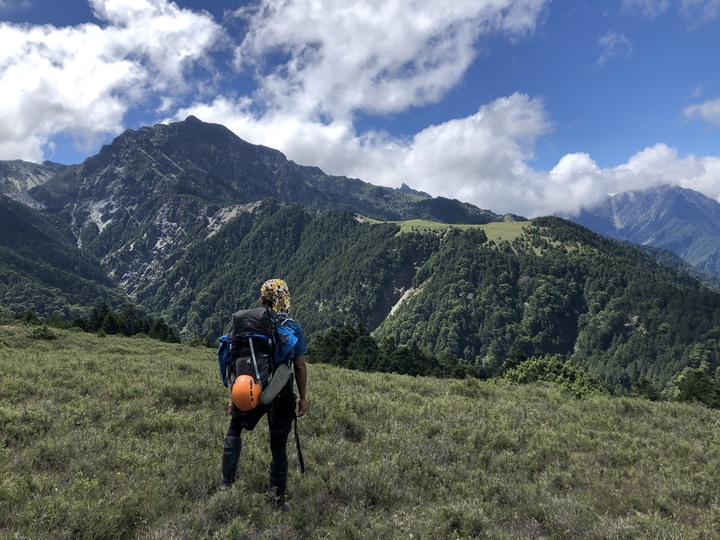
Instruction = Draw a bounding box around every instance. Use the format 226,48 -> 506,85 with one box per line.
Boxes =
375,217 -> 720,393
3,190 -> 719,395
0,195 -> 128,318
132,207 -> 720,395
136,200 -> 439,340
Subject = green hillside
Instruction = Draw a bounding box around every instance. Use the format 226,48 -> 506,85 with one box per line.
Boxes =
375,216 -> 720,393
0,195 -> 128,318
135,202 -> 441,339
364,216 -> 530,241
1,325 -> 719,538
4,200 -> 720,397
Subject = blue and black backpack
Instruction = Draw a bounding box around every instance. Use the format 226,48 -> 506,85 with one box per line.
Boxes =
217,306 -> 298,394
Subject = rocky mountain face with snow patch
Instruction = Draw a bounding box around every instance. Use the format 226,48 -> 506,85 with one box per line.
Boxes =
567,185 -> 720,278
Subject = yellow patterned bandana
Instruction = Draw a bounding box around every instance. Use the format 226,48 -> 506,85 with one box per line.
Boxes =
261,279 -> 291,313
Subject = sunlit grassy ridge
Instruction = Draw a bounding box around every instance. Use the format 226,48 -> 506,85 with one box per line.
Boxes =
1,324 -> 719,539
478,221 -> 530,243
363,216 -> 530,241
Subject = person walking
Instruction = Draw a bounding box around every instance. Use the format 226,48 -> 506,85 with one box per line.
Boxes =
221,279 -> 308,511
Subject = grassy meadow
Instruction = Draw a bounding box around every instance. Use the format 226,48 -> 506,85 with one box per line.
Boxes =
1,323 -> 719,539
364,217 -> 530,241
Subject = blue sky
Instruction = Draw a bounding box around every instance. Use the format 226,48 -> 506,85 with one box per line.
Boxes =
1,0 -> 720,217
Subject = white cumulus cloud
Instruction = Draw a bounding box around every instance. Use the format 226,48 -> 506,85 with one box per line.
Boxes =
597,31 -> 633,66
612,144 -> 720,200
0,0 -> 221,161
553,144 -> 720,217
174,0 -> 555,215
231,0 -> 549,121
684,98 -> 720,127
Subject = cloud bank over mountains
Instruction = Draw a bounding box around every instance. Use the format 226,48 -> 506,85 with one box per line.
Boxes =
1,0 -> 719,218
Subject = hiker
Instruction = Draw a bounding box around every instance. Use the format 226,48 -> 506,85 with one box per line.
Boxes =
220,279 -> 308,511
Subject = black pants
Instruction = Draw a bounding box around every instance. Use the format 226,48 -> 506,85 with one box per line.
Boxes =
226,388 -> 295,456
222,385 -> 295,488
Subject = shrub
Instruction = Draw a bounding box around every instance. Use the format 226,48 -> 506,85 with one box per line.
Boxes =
30,325 -> 57,341
502,354 -> 609,397
630,377 -> 660,401
673,367 -> 720,409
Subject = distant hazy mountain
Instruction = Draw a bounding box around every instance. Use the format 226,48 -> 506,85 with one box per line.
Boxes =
567,185 -> 720,278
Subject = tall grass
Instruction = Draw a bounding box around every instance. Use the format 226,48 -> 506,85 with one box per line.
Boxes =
1,324 -> 718,539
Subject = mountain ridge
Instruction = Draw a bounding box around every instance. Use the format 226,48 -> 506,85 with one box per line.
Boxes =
27,116 -> 518,221
0,194 -> 128,318
1,117 -> 720,396
16,116 -> 522,294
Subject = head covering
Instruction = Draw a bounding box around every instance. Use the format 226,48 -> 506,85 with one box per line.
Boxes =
261,279 -> 291,313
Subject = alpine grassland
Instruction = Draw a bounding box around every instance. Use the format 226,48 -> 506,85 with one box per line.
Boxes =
1,324 -> 719,539
364,217 -> 529,241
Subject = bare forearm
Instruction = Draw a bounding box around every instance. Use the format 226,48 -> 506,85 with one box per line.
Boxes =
294,356 -> 307,399
293,355 -> 308,416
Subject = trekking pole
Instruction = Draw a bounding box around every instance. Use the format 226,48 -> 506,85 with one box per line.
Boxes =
294,414 -> 305,473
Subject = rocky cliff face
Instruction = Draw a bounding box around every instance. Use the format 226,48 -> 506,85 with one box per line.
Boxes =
0,160 -> 68,207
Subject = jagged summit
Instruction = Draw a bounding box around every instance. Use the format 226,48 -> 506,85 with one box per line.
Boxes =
399,182 -> 431,198
27,115 -> 513,221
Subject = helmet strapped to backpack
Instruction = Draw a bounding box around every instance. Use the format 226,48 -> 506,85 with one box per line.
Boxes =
231,374 -> 263,411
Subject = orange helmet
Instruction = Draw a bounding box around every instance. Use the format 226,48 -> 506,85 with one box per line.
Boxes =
231,375 -> 263,411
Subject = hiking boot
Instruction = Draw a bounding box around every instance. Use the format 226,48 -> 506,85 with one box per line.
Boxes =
271,499 -> 291,513
222,436 -> 242,485
268,460 -> 289,512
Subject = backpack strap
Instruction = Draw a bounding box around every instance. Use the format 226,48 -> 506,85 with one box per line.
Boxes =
270,312 -> 303,471
247,337 -> 262,385
217,335 -> 232,387
265,307 -> 278,374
